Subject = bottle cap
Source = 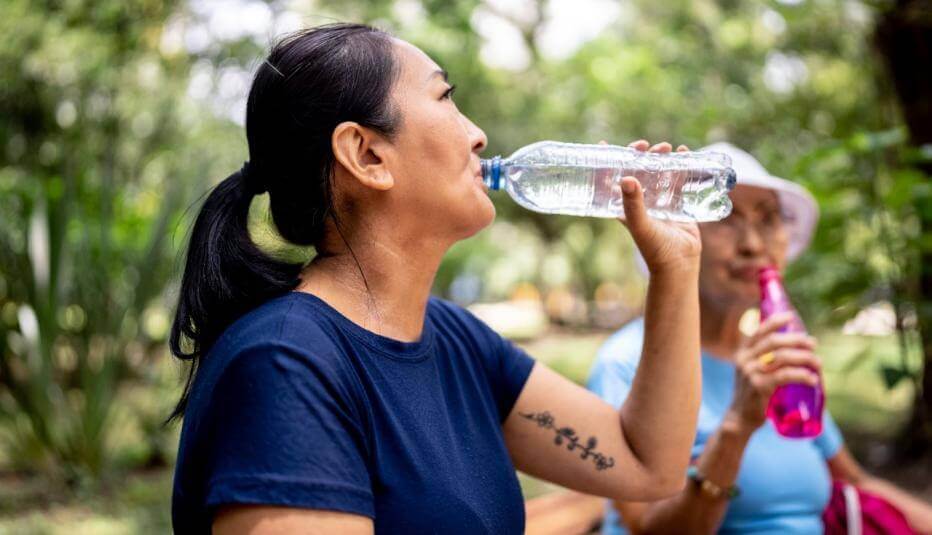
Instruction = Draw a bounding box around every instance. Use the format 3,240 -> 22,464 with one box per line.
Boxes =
758,265 -> 781,284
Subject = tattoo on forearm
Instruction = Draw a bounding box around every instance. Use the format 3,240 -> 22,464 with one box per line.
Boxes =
518,411 -> 615,471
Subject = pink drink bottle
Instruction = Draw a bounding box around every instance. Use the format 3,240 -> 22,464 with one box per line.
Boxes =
759,266 -> 824,438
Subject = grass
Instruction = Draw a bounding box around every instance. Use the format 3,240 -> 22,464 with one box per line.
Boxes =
0,328 -> 921,531
0,470 -> 173,535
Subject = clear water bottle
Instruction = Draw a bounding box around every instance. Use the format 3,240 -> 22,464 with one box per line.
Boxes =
759,266 -> 824,438
481,141 -> 736,221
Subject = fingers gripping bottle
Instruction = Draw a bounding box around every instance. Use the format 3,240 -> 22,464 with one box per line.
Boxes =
480,141 -> 737,222
759,266 -> 824,438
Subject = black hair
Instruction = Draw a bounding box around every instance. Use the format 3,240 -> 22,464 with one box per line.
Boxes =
168,23 -> 400,421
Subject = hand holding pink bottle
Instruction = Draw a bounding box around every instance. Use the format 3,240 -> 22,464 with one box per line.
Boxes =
759,266 -> 824,438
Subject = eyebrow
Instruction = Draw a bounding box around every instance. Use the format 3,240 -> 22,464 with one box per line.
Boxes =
427,69 -> 449,83
754,199 -> 781,212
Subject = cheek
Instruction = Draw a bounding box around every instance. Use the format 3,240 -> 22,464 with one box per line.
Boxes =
406,106 -> 469,167
767,230 -> 790,267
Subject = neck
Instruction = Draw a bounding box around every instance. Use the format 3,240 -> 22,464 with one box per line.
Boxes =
296,227 -> 449,343
699,297 -> 748,361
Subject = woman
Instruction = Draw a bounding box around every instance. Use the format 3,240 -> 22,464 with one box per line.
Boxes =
588,142 -> 932,534
169,24 -> 705,534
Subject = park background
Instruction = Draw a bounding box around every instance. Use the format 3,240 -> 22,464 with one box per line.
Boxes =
1,0 -> 931,532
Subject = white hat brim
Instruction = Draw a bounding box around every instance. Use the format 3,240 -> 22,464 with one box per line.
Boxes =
634,144 -> 819,276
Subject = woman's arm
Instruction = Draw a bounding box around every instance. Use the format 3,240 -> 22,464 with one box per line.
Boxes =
504,268 -> 700,501
828,447 -> 932,534
613,314 -> 821,534
213,505 -> 373,534
503,141 -> 703,501
614,415 -> 752,534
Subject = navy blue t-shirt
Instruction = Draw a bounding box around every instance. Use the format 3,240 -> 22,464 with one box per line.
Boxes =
171,291 -> 536,534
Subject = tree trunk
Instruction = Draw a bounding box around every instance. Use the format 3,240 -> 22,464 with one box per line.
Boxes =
874,0 -> 932,459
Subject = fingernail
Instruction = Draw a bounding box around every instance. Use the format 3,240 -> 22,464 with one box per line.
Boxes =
622,180 -> 636,194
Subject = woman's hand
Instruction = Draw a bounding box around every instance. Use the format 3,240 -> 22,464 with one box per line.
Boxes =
614,140 -> 702,274
726,312 -> 820,433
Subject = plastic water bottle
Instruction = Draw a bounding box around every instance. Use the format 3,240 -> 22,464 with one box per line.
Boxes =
759,266 -> 824,438
481,141 -> 736,221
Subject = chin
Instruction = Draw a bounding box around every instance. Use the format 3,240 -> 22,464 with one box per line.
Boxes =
701,275 -> 758,309
730,288 -> 759,308
455,199 -> 496,240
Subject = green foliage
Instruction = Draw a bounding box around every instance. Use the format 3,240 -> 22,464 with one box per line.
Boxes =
0,0 -> 927,481
328,0 -> 920,330
0,0 -> 230,480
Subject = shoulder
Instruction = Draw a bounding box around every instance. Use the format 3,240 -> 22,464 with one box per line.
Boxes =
427,296 -> 481,323
427,296 -> 499,340
426,296 -> 531,364
204,293 -> 352,385
595,317 -> 645,366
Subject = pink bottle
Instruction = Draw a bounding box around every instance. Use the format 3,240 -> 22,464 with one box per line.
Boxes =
759,266 -> 824,438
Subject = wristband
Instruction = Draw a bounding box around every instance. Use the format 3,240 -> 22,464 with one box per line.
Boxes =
687,464 -> 741,500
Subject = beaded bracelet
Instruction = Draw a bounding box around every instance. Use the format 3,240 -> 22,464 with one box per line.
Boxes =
687,465 -> 741,500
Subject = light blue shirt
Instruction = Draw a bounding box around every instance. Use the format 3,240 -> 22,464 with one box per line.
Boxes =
587,318 -> 843,535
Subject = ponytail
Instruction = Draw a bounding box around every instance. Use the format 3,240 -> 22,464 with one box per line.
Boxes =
167,165 -> 302,422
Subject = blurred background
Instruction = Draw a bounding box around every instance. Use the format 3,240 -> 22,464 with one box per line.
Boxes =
1,0 -> 931,532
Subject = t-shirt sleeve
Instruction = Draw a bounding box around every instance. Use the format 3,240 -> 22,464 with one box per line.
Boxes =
586,322 -> 644,409
202,341 -> 373,519
814,410 -> 844,459
448,301 -> 536,422
490,335 -> 536,422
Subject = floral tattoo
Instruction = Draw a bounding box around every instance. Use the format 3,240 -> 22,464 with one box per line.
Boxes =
518,411 -> 615,471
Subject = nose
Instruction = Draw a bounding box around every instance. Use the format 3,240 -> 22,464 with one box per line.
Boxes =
736,223 -> 765,257
463,113 -> 487,154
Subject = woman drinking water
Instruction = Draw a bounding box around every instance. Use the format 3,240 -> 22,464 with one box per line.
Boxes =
170,23 -> 705,534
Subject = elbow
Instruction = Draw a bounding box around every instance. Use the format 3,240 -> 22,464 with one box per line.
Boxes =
646,459 -> 690,499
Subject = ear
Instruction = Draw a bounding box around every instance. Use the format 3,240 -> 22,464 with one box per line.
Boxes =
331,121 -> 394,191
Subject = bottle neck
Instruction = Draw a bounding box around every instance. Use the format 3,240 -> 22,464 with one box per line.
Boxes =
759,267 -> 790,318
759,271 -> 806,332
481,157 -> 503,190
760,278 -> 790,312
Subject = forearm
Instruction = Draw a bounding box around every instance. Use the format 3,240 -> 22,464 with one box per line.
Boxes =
628,417 -> 752,534
620,266 -> 702,480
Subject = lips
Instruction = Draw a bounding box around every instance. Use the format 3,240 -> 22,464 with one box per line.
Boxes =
473,169 -> 487,191
731,264 -> 766,281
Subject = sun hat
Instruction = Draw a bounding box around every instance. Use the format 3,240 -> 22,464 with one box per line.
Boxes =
635,142 -> 819,275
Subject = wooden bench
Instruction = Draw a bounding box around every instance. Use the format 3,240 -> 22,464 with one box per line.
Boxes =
525,491 -> 606,534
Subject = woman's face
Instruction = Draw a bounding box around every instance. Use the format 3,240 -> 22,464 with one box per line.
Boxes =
376,39 -> 493,242
698,185 -> 789,309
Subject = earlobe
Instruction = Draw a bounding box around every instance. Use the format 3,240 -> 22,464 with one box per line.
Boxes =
332,121 -> 395,191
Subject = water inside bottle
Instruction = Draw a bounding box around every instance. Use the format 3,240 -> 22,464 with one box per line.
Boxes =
502,164 -> 733,222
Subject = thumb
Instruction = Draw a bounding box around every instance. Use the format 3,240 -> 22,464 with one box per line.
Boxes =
620,176 -> 650,234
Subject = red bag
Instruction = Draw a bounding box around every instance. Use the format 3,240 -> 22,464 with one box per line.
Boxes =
823,481 -> 916,535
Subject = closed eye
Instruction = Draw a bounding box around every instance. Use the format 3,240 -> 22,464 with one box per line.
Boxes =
441,84 -> 457,100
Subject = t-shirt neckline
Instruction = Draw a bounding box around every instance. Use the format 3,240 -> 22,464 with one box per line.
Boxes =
287,291 -> 435,362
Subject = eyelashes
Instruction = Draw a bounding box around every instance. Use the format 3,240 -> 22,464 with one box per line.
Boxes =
442,84 -> 457,100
